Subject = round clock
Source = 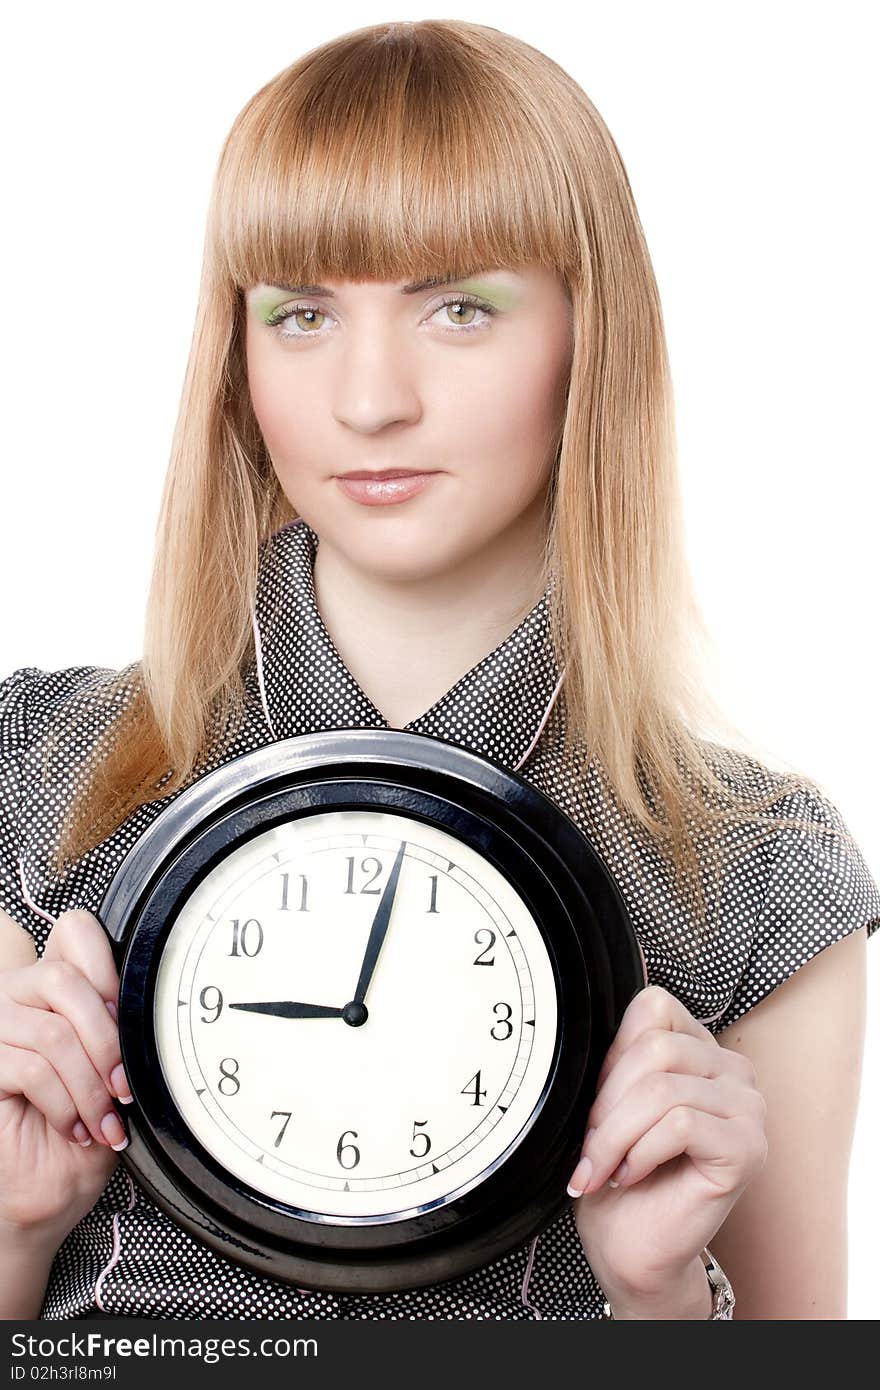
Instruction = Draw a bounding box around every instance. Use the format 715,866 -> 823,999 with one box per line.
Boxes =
99,729 -> 647,1294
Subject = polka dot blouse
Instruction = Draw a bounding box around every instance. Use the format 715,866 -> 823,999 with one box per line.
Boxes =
1,517 -> 878,1320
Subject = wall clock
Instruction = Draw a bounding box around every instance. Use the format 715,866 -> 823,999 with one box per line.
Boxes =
99,729 -> 647,1293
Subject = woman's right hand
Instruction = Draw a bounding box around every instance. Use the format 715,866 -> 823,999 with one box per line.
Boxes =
0,907 -> 131,1253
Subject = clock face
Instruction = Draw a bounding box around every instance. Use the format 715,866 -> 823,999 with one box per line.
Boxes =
153,808 -> 559,1220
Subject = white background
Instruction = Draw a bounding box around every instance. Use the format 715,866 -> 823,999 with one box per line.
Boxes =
1,1 -> 877,1317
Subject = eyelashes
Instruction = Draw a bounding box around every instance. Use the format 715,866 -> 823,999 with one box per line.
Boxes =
262,292 -> 499,341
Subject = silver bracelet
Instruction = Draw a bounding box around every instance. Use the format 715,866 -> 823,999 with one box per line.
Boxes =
600,1246 -> 735,1319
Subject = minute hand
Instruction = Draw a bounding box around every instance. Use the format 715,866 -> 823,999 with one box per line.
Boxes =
351,840 -> 407,1006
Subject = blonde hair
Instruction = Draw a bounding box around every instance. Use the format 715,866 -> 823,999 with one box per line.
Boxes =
47,18 -> 846,940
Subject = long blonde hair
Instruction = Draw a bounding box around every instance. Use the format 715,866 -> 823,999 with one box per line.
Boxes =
48,18 -> 845,938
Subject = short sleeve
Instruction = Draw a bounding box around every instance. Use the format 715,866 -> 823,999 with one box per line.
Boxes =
0,666 -> 45,934
713,786 -> 880,1034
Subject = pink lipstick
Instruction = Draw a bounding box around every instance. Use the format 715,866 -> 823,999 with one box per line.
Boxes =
335,471 -> 438,506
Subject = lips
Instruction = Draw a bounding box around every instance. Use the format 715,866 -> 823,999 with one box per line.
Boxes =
338,470 -> 433,481
335,472 -> 438,507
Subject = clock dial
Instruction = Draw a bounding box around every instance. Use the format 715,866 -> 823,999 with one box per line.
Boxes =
153,809 -> 559,1219
106,729 -> 645,1290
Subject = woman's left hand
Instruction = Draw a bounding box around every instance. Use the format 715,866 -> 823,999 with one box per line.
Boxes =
567,984 -> 768,1308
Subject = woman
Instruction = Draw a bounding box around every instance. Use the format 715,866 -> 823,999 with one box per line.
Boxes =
0,19 -> 877,1320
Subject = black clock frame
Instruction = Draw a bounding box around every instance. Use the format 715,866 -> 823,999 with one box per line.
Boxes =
99,728 -> 647,1295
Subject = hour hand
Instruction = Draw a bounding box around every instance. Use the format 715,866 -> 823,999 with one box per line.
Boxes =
227,1001 -> 343,1019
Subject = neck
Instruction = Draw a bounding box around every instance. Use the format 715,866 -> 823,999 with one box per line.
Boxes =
310,499 -> 551,729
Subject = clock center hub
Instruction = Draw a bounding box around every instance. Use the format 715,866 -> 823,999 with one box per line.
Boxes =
342,1000 -> 369,1027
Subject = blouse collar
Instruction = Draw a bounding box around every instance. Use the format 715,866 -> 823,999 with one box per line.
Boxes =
251,518 -> 564,773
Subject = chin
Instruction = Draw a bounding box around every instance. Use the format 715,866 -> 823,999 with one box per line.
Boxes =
343,520 -> 469,579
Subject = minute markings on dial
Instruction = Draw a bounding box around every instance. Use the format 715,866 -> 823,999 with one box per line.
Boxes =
169,818 -> 546,1198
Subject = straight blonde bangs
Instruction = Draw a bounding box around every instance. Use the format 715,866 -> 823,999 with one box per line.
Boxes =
212,20 -> 584,299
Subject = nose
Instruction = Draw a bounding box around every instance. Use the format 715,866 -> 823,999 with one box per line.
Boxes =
331,322 -> 422,434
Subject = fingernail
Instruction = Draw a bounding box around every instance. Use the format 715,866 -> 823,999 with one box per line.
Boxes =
72,1121 -> 92,1147
110,1064 -> 132,1103
567,1155 -> 592,1197
100,1112 -> 128,1150
105,1000 -> 118,1022
608,1160 -> 629,1188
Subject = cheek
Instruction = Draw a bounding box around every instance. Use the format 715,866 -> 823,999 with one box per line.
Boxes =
460,349 -> 569,489
247,365 -> 317,462
245,328 -> 279,436
245,326 -> 321,459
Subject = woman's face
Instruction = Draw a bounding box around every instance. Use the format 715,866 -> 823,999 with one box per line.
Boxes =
244,265 -> 573,580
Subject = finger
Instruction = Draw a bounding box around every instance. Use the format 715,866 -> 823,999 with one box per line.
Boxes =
0,1041 -> 93,1145
0,908 -> 38,968
572,1071 -> 743,1195
0,998 -> 127,1147
42,910 -> 121,1010
588,1027 -> 733,1130
1,959 -> 130,1105
594,985 -> 715,1092
605,1108 -> 763,1194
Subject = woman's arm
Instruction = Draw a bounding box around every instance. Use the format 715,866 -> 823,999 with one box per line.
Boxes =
711,925 -> 867,1319
0,1230 -> 57,1319
0,914 -> 55,1318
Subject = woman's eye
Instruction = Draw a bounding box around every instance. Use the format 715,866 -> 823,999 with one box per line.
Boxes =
265,305 -> 330,338
430,295 -> 497,331
264,294 -> 497,340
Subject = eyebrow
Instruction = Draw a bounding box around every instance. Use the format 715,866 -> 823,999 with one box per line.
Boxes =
264,271 -> 492,296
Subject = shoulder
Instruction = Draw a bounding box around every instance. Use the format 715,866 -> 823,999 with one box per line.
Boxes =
2,663 -> 116,714
698,739 -> 880,1033
0,666 -> 42,740
691,737 -> 862,867
0,662 -> 143,953
696,735 -> 815,807
1,663 -> 131,743
700,736 -> 874,883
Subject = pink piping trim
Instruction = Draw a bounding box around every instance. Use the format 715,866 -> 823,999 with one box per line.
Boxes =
251,606 -> 278,740
93,1170 -> 137,1312
513,666 -> 567,773
18,855 -> 56,925
520,1233 -> 543,1318
695,991 -> 736,1026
